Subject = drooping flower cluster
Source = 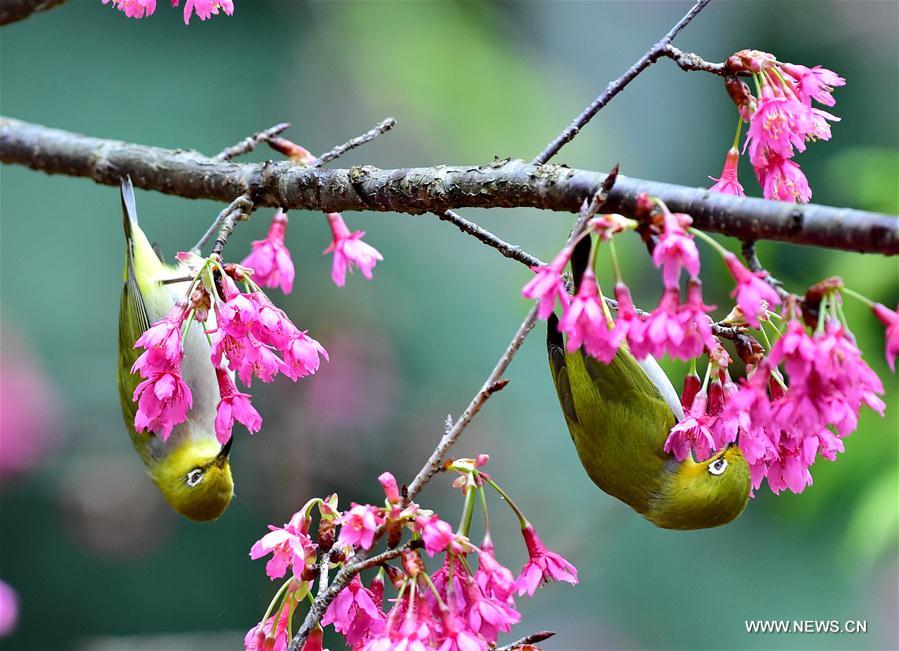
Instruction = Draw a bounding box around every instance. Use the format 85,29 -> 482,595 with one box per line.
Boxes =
245,458 -> 577,651
130,200 -> 384,444
102,0 -> 234,23
525,198 -> 727,363
131,255 -> 327,443
522,191 -> 891,497
710,50 -> 845,202
666,288 -> 887,495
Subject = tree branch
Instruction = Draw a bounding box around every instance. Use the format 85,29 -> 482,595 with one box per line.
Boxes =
0,0 -> 65,26
2,117 -> 896,255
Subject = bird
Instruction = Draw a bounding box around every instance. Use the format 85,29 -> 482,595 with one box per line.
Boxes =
118,177 -> 234,521
546,237 -> 750,529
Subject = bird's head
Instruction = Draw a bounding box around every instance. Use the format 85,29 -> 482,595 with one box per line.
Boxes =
149,437 -> 234,521
649,444 -> 751,530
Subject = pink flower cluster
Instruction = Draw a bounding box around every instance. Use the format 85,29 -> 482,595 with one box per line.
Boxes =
524,201 -> 782,363
131,304 -> 193,439
246,460 -> 577,651
667,298 -> 887,495
715,50 -> 845,203
131,261 -> 327,443
102,0 -> 234,23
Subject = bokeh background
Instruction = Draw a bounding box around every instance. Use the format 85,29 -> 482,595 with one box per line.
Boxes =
1,1 -> 897,649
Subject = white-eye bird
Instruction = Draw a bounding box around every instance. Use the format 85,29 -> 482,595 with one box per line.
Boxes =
118,178 -> 234,521
546,238 -> 750,530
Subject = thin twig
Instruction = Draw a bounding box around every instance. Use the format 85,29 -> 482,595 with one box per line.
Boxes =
741,239 -> 791,300
215,122 -> 291,161
313,117 -> 397,168
660,44 -> 729,75
494,631 -> 557,650
532,0 -> 711,165
191,194 -> 253,255
437,210 -> 544,268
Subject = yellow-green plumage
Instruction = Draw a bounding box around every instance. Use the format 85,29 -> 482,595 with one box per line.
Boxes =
118,178 -> 234,521
546,240 -> 750,529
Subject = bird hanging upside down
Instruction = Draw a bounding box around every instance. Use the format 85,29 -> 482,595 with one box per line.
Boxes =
118,178 -> 234,521
546,238 -> 750,530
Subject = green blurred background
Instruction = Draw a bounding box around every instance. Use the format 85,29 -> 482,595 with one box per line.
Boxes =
1,1 -> 897,649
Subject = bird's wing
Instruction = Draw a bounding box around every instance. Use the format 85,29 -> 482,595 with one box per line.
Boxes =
547,313 -> 579,428
118,178 -> 157,459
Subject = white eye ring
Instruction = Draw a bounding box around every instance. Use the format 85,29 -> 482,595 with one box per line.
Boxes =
186,468 -> 204,487
709,458 -> 728,476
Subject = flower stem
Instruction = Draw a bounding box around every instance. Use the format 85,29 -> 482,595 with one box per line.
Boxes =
841,286 -> 875,308
731,114 -> 744,151
478,485 -> 491,536
261,579 -> 292,626
608,238 -> 623,283
457,483 -> 477,537
689,226 -> 730,258
483,478 -> 528,528
421,572 -> 448,610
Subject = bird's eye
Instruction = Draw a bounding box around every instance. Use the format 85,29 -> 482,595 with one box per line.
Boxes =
186,468 -> 204,487
708,458 -> 728,476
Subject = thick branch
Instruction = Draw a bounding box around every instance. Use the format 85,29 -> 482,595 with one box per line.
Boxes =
2,117 -> 896,254
0,0 -> 64,25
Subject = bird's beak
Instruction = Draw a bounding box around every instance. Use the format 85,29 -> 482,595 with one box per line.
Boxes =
214,437 -> 233,467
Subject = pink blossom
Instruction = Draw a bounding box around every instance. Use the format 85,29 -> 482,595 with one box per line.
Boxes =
765,434 -> 817,495
475,541 -> 517,604
211,329 -> 288,386
281,332 -> 328,381
651,211 -> 700,289
324,212 -> 383,287
242,212 -> 295,294
102,0 -> 156,19
322,575 -> 386,648
611,282 -> 643,351
414,514 -> 455,556
249,510 -> 316,581
782,64 -> 845,107
175,0 -> 234,24
522,246 -> 572,319
214,368 -> 262,444
872,303 -> 899,371
745,86 -> 808,166
516,524 -> 578,596
0,580 -> 18,638
464,580 -> 516,642
677,278 -> 716,360
722,252 -> 781,327
245,601 -> 291,651
337,504 -> 384,550
758,155 -> 812,203
724,372 -> 778,491
709,147 -> 745,197
210,279 -> 326,385
131,305 -> 188,377
437,614 -> 488,651
558,268 -> 617,362
629,288 -> 684,360
379,471 -> 401,504
132,368 -> 192,439
664,391 -> 717,462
